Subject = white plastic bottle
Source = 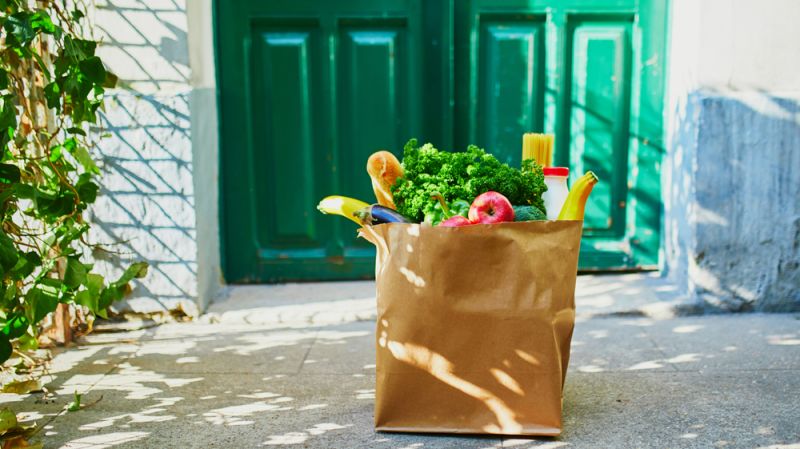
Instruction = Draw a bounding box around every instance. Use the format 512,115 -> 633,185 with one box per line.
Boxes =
542,167 -> 569,220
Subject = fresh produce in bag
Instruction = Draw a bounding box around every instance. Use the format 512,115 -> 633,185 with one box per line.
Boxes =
391,139 -> 547,225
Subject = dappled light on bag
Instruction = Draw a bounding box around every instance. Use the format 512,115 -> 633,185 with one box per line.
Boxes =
386,340 -> 523,434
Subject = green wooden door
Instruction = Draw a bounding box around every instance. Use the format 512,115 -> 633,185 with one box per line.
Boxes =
217,0 -> 666,282
216,0 -> 451,282
454,0 -> 667,269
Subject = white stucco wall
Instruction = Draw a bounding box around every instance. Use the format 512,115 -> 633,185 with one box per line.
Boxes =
87,0 -> 221,315
663,0 -> 800,311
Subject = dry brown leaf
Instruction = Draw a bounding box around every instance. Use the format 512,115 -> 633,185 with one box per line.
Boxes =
1,379 -> 42,395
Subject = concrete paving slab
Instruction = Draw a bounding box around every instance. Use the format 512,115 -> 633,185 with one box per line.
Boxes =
634,314 -> 800,372
299,321 -> 376,375
569,317 -> 671,373
116,329 -> 318,376
559,370 -> 800,449
1,280 -> 798,448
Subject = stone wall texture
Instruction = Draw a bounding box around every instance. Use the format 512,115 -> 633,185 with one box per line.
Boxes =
88,0 -> 199,315
665,92 -> 800,312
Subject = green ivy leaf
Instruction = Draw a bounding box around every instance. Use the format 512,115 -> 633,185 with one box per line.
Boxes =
31,51 -> 51,82
44,81 -> 61,109
64,256 -> 88,289
103,71 -> 118,89
49,144 -> 63,162
0,95 -> 17,150
117,261 -> 149,284
66,127 -> 86,136
64,36 -> 96,59
78,56 -> 106,84
71,9 -> 85,21
73,145 -> 99,174
1,315 -> 29,340
74,273 -> 103,314
3,283 -> 17,305
98,262 -> 148,310
0,231 -> 19,272
27,284 -> 59,324
30,11 -> 57,34
67,391 -> 81,411
13,184 -> 34,200
76,176 -> 99,203
0,163 -> 20,184
10,251 -> 40,280
4,12 -> 35,47
0,337 -> 11,364
0,70 -> 8,90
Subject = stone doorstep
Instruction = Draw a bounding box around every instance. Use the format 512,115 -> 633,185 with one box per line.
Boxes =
201,273 -> 694,326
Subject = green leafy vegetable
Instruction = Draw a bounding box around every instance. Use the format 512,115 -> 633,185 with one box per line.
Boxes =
391,139 -> 547,223
513,205 -> 547,221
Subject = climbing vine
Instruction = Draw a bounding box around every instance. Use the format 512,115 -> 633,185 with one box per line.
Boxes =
0,0 -> 146,364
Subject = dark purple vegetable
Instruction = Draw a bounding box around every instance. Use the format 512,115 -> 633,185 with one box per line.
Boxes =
354,205 -> 412,225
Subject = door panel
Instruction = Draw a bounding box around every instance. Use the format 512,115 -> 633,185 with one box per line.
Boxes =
457,0 -> 666,270
217,0 -> 439,282
337,21 -> 412,250
478,17 -> 546,166
251,26 -> 321,249
568,20 -> 632,237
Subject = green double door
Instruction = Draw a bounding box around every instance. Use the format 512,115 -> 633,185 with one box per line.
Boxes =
217,0 -> 667,283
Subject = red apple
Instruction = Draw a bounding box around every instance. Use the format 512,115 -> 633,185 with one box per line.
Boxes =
439,215 -> 471,227
468,191 -> 515,224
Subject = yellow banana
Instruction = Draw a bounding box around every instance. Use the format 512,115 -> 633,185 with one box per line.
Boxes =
317,195 -> 370,225
557,171 -> 599,221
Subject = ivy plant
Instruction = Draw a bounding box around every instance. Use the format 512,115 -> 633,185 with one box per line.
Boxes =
0,0 -> 147,363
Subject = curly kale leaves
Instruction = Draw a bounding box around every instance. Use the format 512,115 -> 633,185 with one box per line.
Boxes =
391,139 -> 547,223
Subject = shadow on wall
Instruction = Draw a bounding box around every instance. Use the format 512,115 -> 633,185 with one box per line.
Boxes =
89,0 -> 198,315
664,89 -> 800,313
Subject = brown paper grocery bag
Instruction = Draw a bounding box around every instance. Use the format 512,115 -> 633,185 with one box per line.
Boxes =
360,220 -> 582,436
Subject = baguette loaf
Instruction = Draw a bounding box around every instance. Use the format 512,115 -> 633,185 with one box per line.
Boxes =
366,151 -> 403,209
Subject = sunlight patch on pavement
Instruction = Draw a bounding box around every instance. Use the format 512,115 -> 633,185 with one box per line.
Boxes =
503,440 -> 569,448
214,331 -> 317,356
767,334 -> 800,346
577,365 -> 605,373
49,346 -> 105,373
263,423 -> 352,446
298,404 -> 327,410
134,340 -> 197,356
665,353 -> 702,364
627,360 -> 664,370
237,392 -> 280,399
79,397 -> 182,431
204,401 -> 292,426
673,325 -> 704,334
59,431 -> 149,449
57,364 -> 202,399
